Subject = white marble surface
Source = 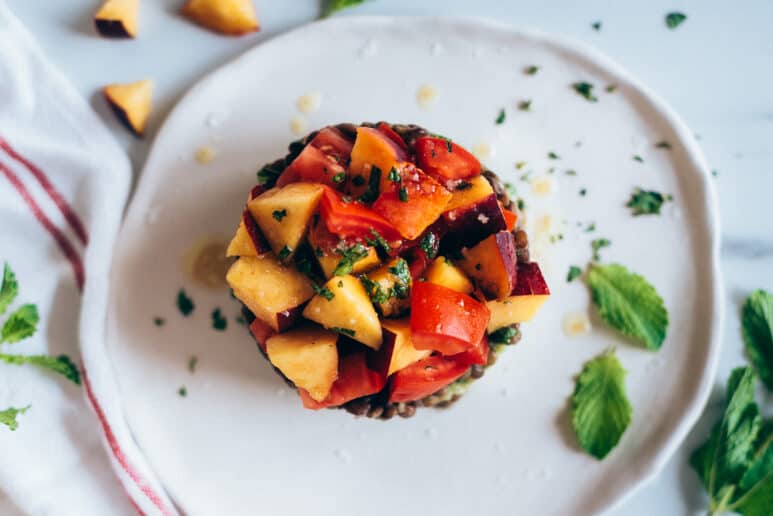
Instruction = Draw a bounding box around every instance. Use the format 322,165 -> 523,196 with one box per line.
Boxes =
5,0 -> 772,514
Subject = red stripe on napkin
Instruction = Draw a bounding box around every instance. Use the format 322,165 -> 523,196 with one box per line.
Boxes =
0,160 -> 85,290
0,137 -> 89,245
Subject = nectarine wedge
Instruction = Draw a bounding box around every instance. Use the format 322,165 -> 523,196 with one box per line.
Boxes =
95,0 -> 139,38
226,210 -> 270,257
102,79 -> 153,137
182,0 -> 259,36
425,257 -> 474,294
381,319 -> 431,376
460,231 -> 518,300
486,262 -> 550,331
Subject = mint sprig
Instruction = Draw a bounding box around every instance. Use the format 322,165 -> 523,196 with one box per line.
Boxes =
0,263 -> 18,315
1,304 -> 39,344
742,290 -> 773,391
571,349 -> 632,459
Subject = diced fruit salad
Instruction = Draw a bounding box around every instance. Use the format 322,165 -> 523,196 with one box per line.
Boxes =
225,122 -> 550,415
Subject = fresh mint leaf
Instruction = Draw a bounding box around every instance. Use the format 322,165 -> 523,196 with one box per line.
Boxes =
665,12 -> 687,29
0,353 -> 80,385
626,188 -> 669,216
573,82 -> 598,102
1,304 -> 39,344
571,350 -> 632,459
177,289 -> 194,316
742,290 -> 773,390
586,263 -> 668,350
211,308 -> 227,331
322,0 -> 367,18
0,263 -> 18,315
0,405 -> 30,431
690,368 -> 772,515
567,266 -> 583,283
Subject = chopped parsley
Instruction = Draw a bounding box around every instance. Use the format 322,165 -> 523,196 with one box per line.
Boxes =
420,233 -> 439,260
256,163 -> 283,187
591,238 -> 612,261
567,266 -> 583,283
278,246 -> 292,261
591,21 -> 602,31
360,275 -> 390,305
626,188 -> 671,216
711,170 -> 719,178
585,222 -> 596,232
517,198 -> 526,211
352,175 -> 365,186
358,166 -> 381,203
188,356 -> 198,373
490,326 -> 519,344
333,244 -> 369,276
272,209 -> 287,222
153,317 -> 165,327
177,289 -> 194,316
665,12 -> 687,29
455,181 -> 473,191
211,308 -> 227,331
332,172 -> 346,183
518,99 -> 532,111
495,108 -> 506,124
606,84 -> 617,93
548,151 -> 560,160
655,141 -> 672,149
178,386 -> 187,397
387,167 -> 401,183
330,327 -> 355,338
565,170 -> 577,176
633,155 -> 644,163
579,188 -> 588,197
572,82 -> 598,102
398,187 -> 409,202
515,161 -> 527,170
315,247 -> 324,258
388,259 -> 411,299
525,65 -> 539,75
313,284 -> 335,301
365,229 -> 391,255
235,314 -> 246,326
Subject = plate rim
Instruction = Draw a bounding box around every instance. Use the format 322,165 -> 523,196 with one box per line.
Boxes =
119,15 -> 724,515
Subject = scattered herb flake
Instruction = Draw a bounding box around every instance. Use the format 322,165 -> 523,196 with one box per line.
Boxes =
490,326 -> 519,344
332,172 -> 346,183
565,170 -> 577,176
188,356 -> 198,373
665,12 -> 687,29
591,21 -> 602,31
579,188 -> 588,197
495,108 -> 506,125
548,151 -> 560,160
586,263 -> 668,350
235,314 -> 246,326
153,317 -> 165,327
626,188 -> 670,216
0,405 -> 30,431
313,284 -> 335,301
0,263 -> 18,315
567,266 -> 583,283
518,99 -> 532,111
633,155 -> 644,163
330,327 -> 355,338
572,349 -> 632,459
515,161 -> 527,170
333,244 -> 369,276
655,141 -> 672,149
573,82 -> 598,102
585,222 -> 596,233
591,238 -> 612,261
365,229 -> 391,255
741,289 -> 773,390
359,166 -> 381,203
0,304 -> 39,344
517,198 -> 526,211
178,386 -> 187,397
420,233 -> 439,260
398,187 -> 409,202
525,65 -> 539,75
177,289 -> 194,317
272,209 -> 287,222
712,170 -> 719,178
455,181 -> 473,191
606,84 -> 617,93
504,182 -> 518,199
278,246 -> 292,261
387,167 -> 401,183
211,308 -> 227,331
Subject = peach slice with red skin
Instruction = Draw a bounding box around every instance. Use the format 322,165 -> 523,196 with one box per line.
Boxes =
182,0 -> 259,36
443,193 -> 507,249
486,262 -> 550,331
459,231 -> 518,300
102,79 -> 153,137
348,126 -> 409,198
425,257 -> 474,294
381,318 -> 432,376
226,210 -> 270,257
95,0 -> 139,38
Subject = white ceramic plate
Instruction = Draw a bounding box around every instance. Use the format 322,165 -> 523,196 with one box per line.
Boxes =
106,16 -> 722,516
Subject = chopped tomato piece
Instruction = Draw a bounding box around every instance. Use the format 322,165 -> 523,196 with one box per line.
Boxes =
310,127 -> 354,160
299,346 -> 387,409
318,186 -> 402,242
452,335 -> 489,366
377,122 -> 408,152
388,354 -> 471,403
415,136 -> 482,180
371,166 -> 452,240
410,282 -> 490,355
249,317 -> 276,353
277,144 -> 345,188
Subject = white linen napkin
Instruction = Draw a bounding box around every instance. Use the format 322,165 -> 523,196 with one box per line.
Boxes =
0,4 -> 177,515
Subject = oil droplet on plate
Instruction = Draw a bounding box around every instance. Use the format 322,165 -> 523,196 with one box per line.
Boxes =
530,175 -> 556,196
296,92 -> 322,114
472,142 -> 493,160
181,236 -> 230,290
194,145 -> 217,164
290,115 -> 307,136
416,84 -> 438,109
535,214 -> 554,234
334,448 -> 352,464
563,312 -> 591,337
